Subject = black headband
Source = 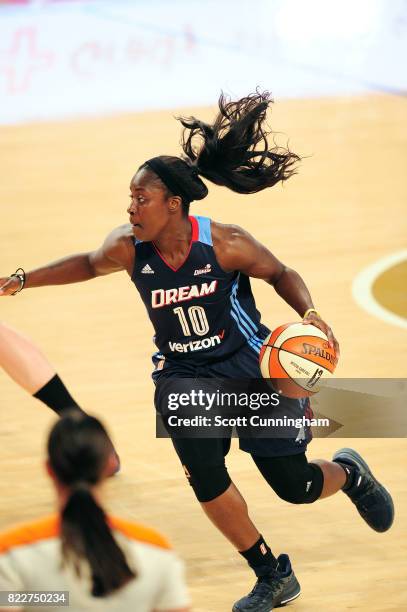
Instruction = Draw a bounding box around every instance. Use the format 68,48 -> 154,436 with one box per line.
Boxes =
145,157 -> 193,204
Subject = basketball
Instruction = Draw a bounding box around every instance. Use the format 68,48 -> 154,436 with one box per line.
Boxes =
259,322 -> 338,398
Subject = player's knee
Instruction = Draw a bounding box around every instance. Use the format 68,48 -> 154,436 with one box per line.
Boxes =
272,465 -> 323,504
182,463 -> 231,502
273,480 -> 310,504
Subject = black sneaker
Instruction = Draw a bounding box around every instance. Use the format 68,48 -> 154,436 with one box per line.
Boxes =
232,554 -> 300,612
333,448 -> 394,532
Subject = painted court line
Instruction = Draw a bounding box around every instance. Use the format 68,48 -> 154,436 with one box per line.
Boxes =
352,250 -> 407,329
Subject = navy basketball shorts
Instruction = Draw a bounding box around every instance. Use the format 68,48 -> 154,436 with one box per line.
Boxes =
152,340 -> 313,459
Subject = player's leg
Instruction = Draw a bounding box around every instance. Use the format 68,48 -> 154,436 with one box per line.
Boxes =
202,483 -> 259,549
172,435 -> 290,589
310,458 -> 346,496
236,443 -> 390,612
234,444 -> 394,612
203,342 -> 302,610
200,480 -> 301,612
0,322 -> 120,475
155,375 -> 282,579
252,453 -> 324,505
252,453 -> 348,503
231,339 -> 394,532
253,451 -> 394,531
0,322 -> 83,415
172,436 -> 260,549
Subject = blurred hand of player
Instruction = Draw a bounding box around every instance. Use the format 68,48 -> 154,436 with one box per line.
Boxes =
0,276 -> 20,296
302,311 -> 340,355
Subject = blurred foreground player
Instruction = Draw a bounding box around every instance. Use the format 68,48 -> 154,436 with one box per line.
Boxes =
0,412 -> 190,612
0,322 -> 83,416
0,91 -> 394,611
0,322 -> 120,475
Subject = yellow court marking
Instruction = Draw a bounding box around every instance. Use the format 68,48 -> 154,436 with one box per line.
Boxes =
372,260 -> 407,320
352,250 -> 407,330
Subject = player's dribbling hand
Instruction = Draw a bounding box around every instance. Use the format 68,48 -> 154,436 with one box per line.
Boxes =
0,276 -> 20,296
302,311 -> 340,356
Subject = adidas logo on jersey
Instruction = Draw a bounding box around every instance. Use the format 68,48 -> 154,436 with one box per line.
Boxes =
141,264 -> 154,274
194,263 -> 211,276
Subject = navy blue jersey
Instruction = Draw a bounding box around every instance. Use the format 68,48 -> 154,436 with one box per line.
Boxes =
131,216 -> 268,364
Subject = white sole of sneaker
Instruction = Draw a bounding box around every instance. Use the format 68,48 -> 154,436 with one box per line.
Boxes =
278,588 -> 302,606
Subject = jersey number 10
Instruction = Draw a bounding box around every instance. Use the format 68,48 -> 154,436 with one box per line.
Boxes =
173,306 -> 209,337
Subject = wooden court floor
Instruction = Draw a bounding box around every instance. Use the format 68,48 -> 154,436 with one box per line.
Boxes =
0,94 -> 406,611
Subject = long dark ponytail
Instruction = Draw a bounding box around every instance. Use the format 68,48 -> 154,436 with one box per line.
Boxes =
48,412 -> 135,597
138,91 -> 300,213
180,90 -> 300,194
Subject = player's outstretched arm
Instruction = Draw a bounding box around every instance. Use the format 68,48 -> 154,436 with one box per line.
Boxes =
213,222 -> 339,352
0,225 -> 133,296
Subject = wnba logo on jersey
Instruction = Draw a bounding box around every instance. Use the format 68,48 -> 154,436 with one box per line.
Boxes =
151,281 -> 218,308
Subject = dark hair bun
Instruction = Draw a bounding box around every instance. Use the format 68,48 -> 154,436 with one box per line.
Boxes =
162,155 -> 208,202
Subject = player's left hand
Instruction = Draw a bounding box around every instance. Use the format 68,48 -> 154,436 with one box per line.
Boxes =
0,276 -> 20,296
302,312 -> 340,355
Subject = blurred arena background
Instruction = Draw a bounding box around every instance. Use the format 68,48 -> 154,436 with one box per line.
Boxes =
1,1 -> 406,610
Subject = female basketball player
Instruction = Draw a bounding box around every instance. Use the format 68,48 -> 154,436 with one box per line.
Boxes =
0,412 -> 190,612
0,91 -> 393,612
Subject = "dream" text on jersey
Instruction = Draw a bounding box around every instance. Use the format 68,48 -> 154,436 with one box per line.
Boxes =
151,281 -> 218,308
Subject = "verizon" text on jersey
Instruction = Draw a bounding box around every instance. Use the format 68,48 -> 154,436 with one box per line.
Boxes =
169,331 -> 224,353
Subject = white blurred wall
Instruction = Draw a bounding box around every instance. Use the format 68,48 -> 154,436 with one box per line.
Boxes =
0,0 -> 406,124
